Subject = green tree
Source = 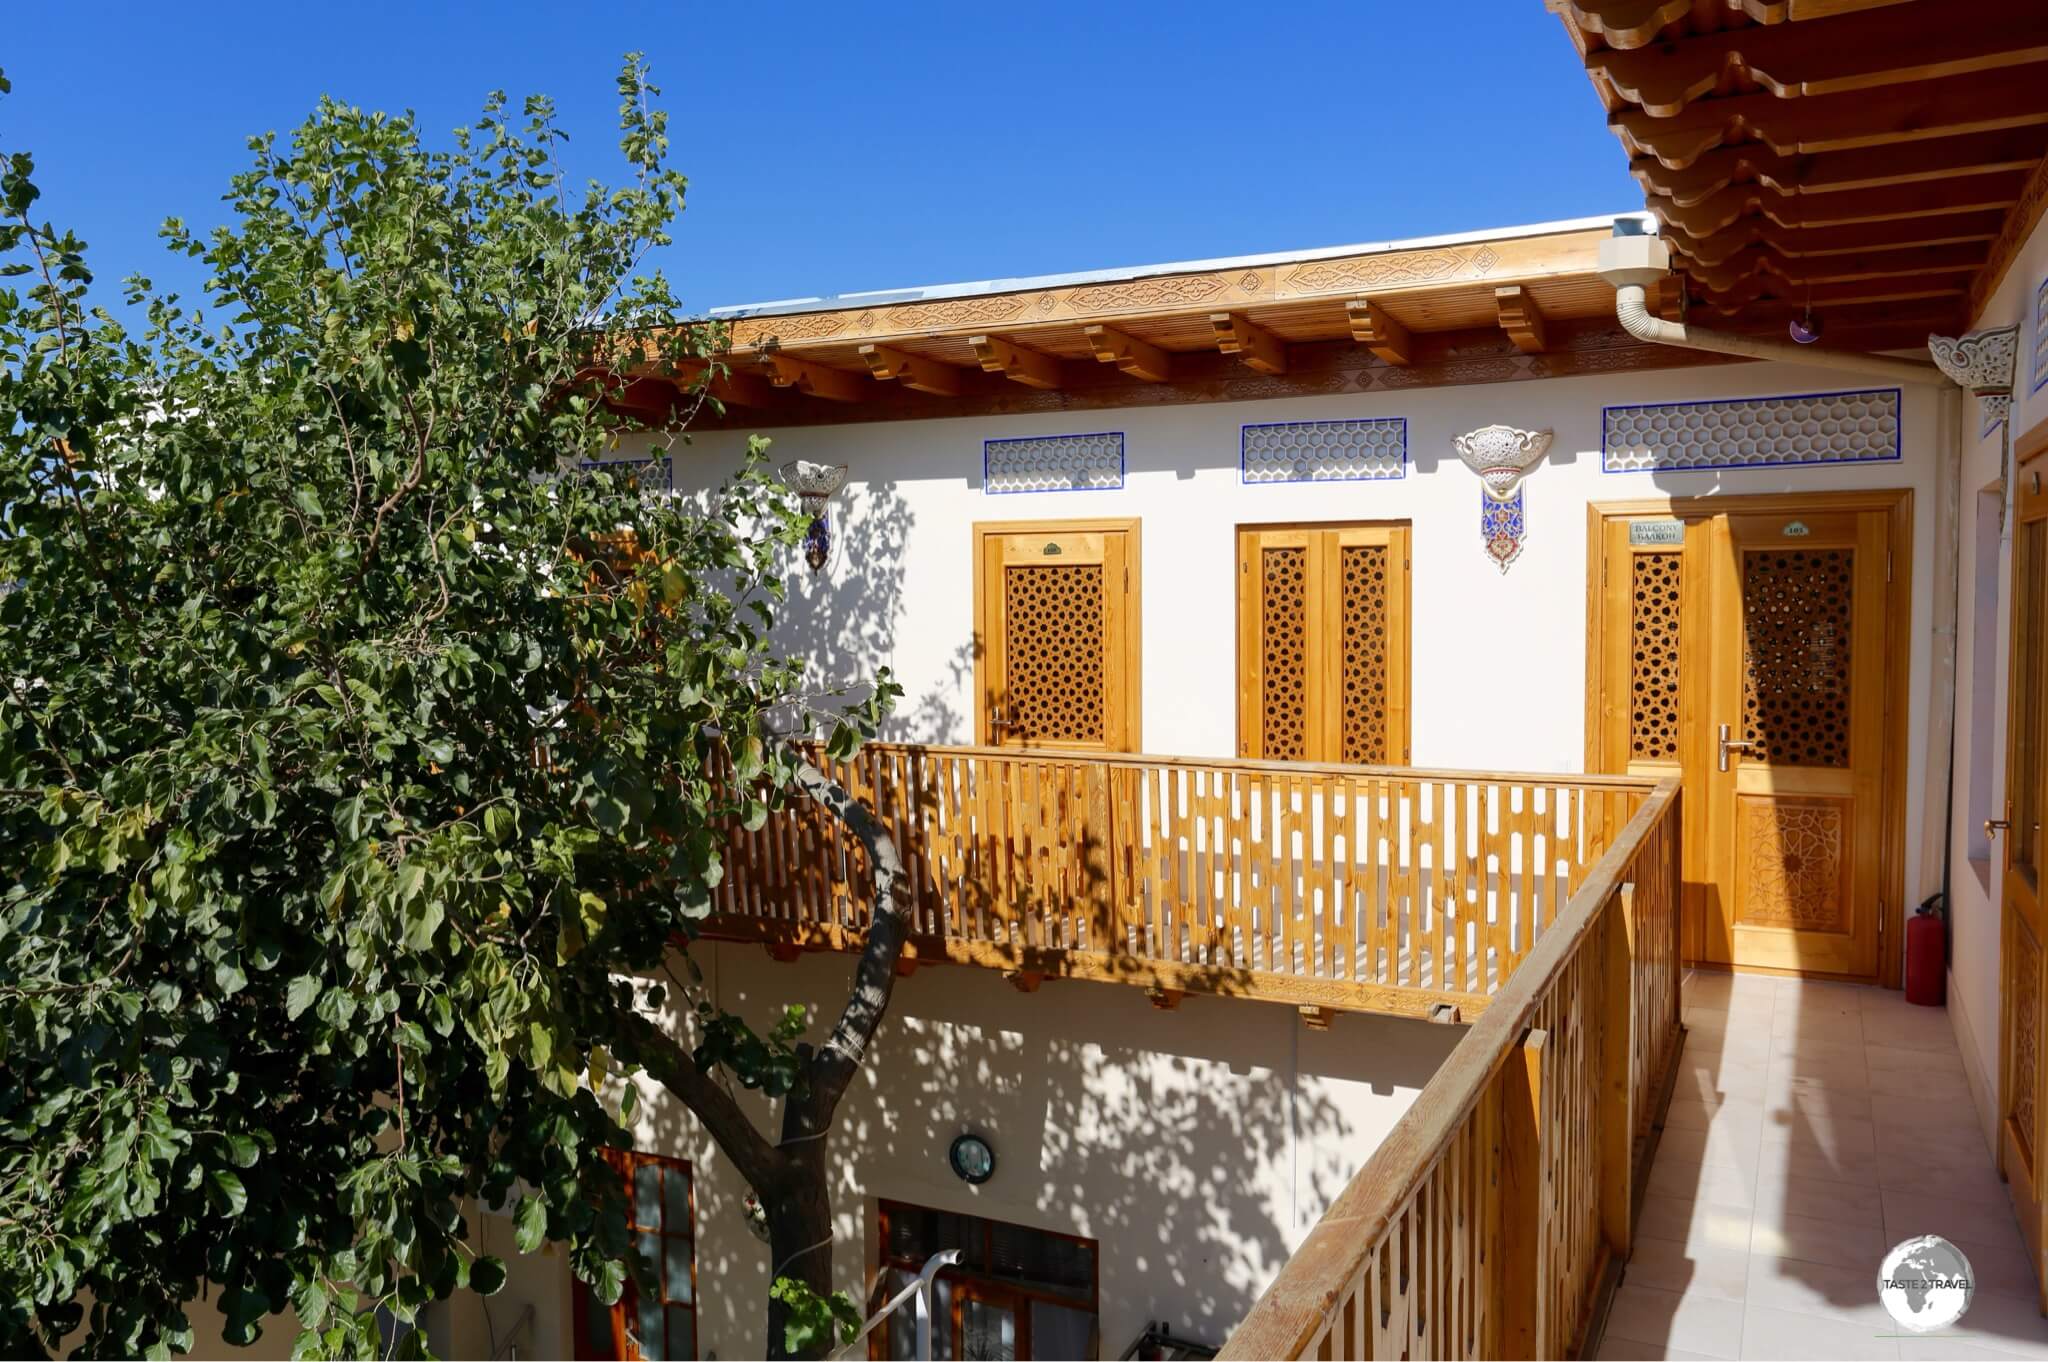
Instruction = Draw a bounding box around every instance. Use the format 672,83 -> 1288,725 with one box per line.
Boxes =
0,59 -> 911,1360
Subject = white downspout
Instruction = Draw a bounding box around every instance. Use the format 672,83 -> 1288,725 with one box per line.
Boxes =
1595,229 -> 1949,388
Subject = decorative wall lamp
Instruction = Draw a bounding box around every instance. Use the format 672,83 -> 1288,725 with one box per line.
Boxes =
780,459 -> 848,573
1929,324 -> 2020,527
948,1132 -> 996,1185
1453,424 -> 1553,571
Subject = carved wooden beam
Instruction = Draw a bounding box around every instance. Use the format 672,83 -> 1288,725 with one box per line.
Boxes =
1631,127 -> 2048,208
968,334 -> 1063,389
1613,65 -> 2048,171
1556,0 -> 1892,52
759,353 -> 869,402
1590,4 -> 2048,117
1691,274 -> 1966,315
1346,298 -> 1413,365
857,343 -> 963,397
1083,323 -> 1172,382
1494,286 -> 1549,355
1208,311 -> 1288,375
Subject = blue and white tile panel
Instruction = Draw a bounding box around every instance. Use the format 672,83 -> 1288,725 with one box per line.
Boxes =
1240,418 -> 1407,484
1602,389 -> 1901,474
984,431 -> 1125,494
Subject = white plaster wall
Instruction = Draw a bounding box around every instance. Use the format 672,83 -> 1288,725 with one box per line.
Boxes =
660,355 -> 1939,941
612,945 -> 1463,1359
1945,214 -> 2048,1147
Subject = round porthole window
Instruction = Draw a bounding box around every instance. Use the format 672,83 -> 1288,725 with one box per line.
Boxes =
949,1133 -> 995,1185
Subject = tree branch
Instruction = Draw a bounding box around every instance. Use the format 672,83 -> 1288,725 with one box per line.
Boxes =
626,1009 -> 787,1193
784,751 -> 910,1133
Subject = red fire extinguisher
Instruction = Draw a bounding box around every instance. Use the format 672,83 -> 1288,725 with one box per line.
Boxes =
1905,898 -> 1946,1007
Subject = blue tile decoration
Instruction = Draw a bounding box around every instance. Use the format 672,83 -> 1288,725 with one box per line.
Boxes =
984,431 -> 1124,494
1602,389 -> 1900,473
1240,417 -> 1407,484
1480,485 -> 1526,572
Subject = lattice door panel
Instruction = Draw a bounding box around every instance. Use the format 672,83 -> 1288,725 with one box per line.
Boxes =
1258,546 -> 1310,760
1741,548 -> 1854,767
1628,553 -> 1683,762
1237,525 -> 1407,765
978,524 -> 1137,752
1339,544 -> 1391,764
1003,564 -> 1107,744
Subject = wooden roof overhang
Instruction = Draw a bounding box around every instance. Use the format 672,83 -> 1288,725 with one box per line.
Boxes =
1551,0 -> 2048,341
633,222 -> 1722,430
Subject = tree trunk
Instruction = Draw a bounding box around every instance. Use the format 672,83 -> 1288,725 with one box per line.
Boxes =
762,1129 -> 836,1360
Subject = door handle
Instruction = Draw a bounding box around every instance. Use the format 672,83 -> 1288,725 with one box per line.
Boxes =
1986,819 -> 2011,838
1717,723 -> 1758,773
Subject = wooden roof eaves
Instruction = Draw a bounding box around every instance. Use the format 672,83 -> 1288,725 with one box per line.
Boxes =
721,226 -> 1616,358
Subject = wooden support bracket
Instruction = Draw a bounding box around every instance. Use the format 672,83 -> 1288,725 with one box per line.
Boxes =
767,942 -> 803,964
893,955 -> 919,978
1299,1005 -> 1334,1031
858,343 -> 963,397
759,352 -> 869,402
1346,298 -> 1413,365
1209,311 -> 1289,375
1146,987 -> 1184,1011
1083,323 -> 1172,382
1428,1002 -> 1463,1025
1495,285 -> 1549,354
677,360 -> 777,409
1004,969 -> 1045,994
968,334 -> 1063,389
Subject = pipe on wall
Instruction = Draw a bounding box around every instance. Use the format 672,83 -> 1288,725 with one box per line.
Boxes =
1596,232 -> 1948,388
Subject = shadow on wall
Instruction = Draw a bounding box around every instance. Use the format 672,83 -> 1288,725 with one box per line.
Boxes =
773,478 -> 975,744
634,946 -> 1463,1356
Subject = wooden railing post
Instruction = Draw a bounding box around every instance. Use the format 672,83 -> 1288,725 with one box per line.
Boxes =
1499,1026 -> 1550,1360
1600,884 -> 1637,1262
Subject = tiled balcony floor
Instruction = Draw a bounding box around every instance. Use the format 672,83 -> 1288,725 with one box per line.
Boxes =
1597,969 -> 2048,1361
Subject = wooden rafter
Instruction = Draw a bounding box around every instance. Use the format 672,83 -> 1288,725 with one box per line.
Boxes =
1554,0 -> 1901,53
1209,312 -> 1288,375
1691,274 -> 1965,315
1662,211 -> 2009,267
968,334 -> 1063,389
759,353 -> 869,402
1631,126 -> 2048,208
857,343 -> 963,397
1651,172 -> 2027,240
1612,64 -> 2048,171
1083,323 -> 1172,382
672,359 -> 777,409
1681,241 -> 1989,293
1494,286 -> 1548,354
1346,298 -> 1413,365
1589,4 -> 2048,118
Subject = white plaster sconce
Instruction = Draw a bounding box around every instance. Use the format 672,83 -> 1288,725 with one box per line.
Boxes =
780,459 -> 848,573
1453,424 -> 1553,571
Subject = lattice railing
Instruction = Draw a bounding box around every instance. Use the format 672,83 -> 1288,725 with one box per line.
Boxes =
707,743 -> 1657,1020
1216,780 -> 1682,1360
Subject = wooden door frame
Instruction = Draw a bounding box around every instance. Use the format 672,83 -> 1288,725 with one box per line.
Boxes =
1233,520 -> 1413,764
1583,489 -> 1915,987
971,518 -> 1142,752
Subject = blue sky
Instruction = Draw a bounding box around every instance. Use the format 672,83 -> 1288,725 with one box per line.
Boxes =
3,3 -> 1637,318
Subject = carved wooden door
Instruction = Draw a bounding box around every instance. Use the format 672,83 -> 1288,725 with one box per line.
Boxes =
975,522 -> 1138,752
1702,510 -> 1890,976
1235,523 -> 1410,764
1999,446 -> 2048,1299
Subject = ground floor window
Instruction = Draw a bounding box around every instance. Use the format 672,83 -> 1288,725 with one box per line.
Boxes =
875,1200 -> 1099,1361
573,1151 -> 697,1361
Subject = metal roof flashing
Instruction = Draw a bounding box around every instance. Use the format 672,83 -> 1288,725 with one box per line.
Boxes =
705,212 -> 1652,321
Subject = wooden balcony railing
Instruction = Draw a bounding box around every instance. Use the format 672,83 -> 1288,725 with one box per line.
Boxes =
707,743 -> 1660,1020
1216,778 -> 1683,1360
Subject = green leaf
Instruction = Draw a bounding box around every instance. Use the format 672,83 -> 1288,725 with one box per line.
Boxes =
285,974 -> 322,1020
469,1256 -> 507,1296
514,1193 -> 547,1254
209,1168 -> 249,1217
